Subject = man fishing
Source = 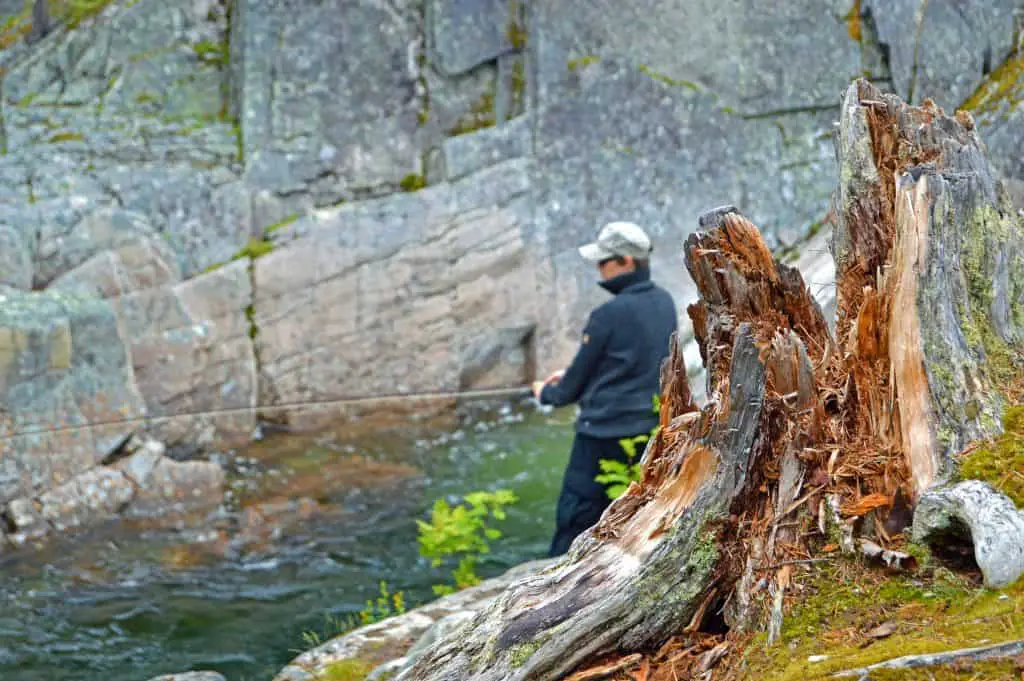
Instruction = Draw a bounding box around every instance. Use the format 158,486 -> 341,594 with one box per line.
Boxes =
532,221 -> 678,557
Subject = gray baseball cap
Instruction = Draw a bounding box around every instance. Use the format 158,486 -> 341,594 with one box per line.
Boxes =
578,221 -> 653,262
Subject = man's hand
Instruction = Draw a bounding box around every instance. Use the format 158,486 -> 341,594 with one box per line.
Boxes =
532,369 -> 566,400
531,380 -> 546,400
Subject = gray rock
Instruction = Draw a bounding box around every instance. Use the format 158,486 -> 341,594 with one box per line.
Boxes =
124,456 -> 225,517
36,467 -> 135,531
235,0 -> 423,209
533,0 -> 859,115
4,497 -> 45,536
428,0 -> 518,76
441,116 -> 531,181
113,440 -> 166,487
92,166 -> 252,278
111,260 -> 257,448
3,0 -> 227,122
971,71 -> 1024,205
146,673 -> 227,681
49,239 -> 181,300
253,160 -> 541,429
912,480 -> 1024,589
421,60 -> 501,144
863,0 -> 1019,111
0,288 -> 145,504
33,206 -> 162,287
0,225 -> 32,290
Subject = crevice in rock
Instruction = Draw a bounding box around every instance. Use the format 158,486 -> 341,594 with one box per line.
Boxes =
243,253 -> 268,427
859,4 -> 896,94
907,0 -> 930,103
740,104 -> 839,120
98,432 -> 137,466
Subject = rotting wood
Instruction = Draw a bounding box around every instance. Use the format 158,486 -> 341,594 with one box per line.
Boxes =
392,78 -> 1024,681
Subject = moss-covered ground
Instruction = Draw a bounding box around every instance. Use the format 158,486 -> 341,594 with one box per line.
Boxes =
739,559 -> 1024,680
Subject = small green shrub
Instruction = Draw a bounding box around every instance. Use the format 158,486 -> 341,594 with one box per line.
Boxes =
417,489 -> 518,595
598,395 -> 661,500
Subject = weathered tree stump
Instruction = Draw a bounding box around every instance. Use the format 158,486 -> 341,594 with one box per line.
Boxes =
395,78 -> 1024,681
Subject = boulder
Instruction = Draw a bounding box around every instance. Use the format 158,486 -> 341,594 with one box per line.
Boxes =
49,246 -> 258,449
33,206 -> 171,288
0,287 -> 145,504
146,673 -> 227,681
35,467 -> 135,531
122,456 -> 225,518
253,159 -> 546,428
112,261 -> 258,448
234,0 -> 423,211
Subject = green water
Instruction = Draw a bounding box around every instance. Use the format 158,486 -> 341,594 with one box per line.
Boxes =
0,401 -> 574,681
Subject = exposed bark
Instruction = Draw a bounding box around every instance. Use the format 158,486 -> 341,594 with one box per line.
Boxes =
395,79 -> 1024,681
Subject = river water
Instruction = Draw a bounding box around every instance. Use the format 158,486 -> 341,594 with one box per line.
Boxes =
0,400 -> 574,681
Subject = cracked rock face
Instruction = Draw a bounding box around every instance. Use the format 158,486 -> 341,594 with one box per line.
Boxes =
253,159 -> 542,429
862,0 -> 1019,112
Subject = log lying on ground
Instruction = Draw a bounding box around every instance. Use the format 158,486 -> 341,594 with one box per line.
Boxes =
395,78 -> 1024,681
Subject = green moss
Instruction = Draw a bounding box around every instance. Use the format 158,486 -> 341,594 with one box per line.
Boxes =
638,64 -> 700,91
52,0 -> 116,29
959,46 -> 1023,115
46,131 -> 83,143
959,406 -> 1024,506
511,59 -> 526,111
235,237 -> 274,260
320,658 -> 376,681
744,563 -> 1024,681
265,213 -> 300,233
567,55 -> 599,72
134,91 -> 161,106
245,303 -> 257,340
399,173 -> 427,192
0,6 -> 31,50
192,39 -> 228,66
959,205 -> 1023,392
508,640 -> 542,668
505,0 -> 526,49
448,90 -> 496,136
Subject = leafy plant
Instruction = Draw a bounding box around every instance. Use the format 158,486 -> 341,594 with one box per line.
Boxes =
417,489 -> 518,596
597,394 -> 662,500
595,457 -> 642,500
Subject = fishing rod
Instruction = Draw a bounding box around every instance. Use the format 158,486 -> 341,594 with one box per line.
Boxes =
0,384 -> 538,442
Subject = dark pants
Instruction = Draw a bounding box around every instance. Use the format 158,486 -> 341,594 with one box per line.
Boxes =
548,433 -> 636,557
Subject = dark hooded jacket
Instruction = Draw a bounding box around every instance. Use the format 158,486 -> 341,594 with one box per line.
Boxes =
539,266 -> 678,439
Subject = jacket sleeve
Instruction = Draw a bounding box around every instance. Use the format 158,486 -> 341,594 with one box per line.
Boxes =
539,307 -> 611,407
